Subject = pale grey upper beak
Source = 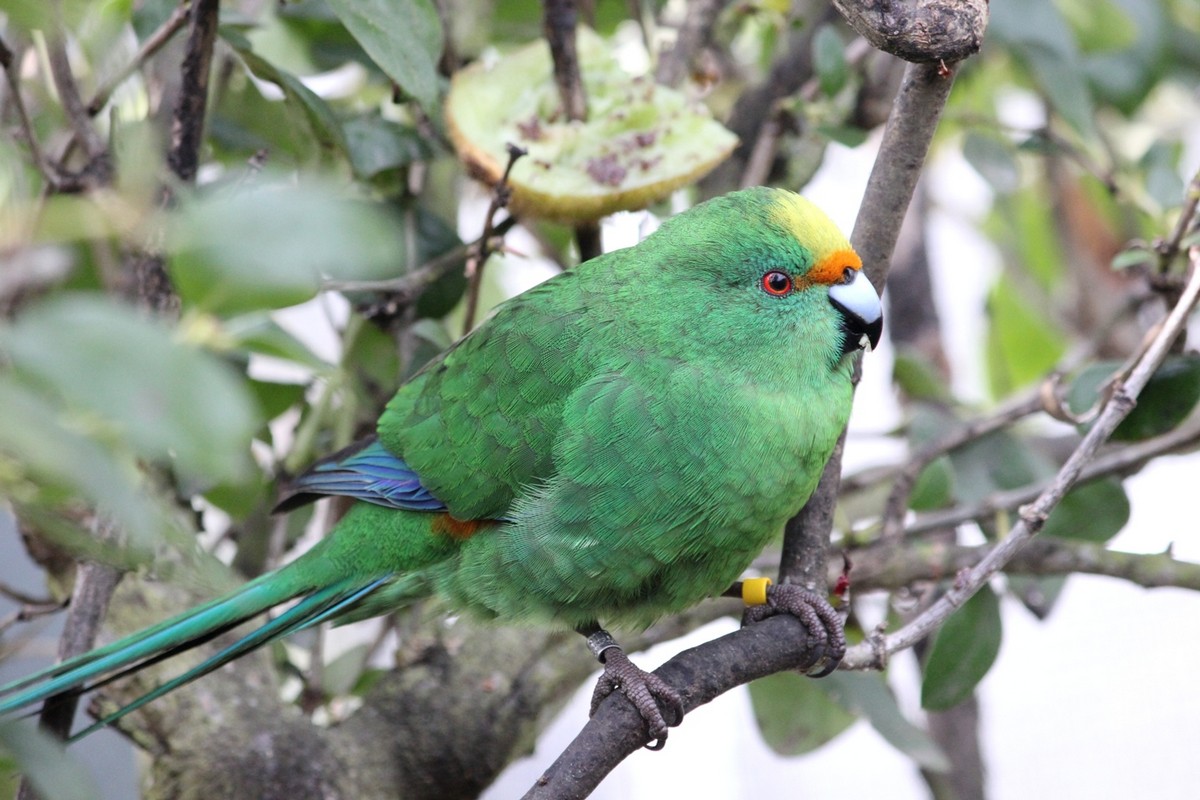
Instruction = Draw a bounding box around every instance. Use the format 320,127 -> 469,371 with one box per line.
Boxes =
828,269 -> 883,355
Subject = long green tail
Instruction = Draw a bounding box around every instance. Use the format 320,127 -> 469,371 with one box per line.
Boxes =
0,568 -> 390,740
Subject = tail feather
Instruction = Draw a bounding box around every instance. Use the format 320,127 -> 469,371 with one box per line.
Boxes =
69,576 -> 390,740
0,572 -> 390,737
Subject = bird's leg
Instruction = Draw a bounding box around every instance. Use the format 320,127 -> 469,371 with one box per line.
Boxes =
577,623 -> 684,750
725,577 -> 847,677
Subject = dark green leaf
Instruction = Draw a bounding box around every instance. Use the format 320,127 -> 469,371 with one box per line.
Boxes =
812,25 -> 848,97
344,115 -> 434,179
1041,478 -> 1130,542
911,456 -> 956,511
963,133 -> 1019,194
892,350 -> 952,402
1110,247 -> 1155,271
748,670 -> 856,756
1068,356 -> 1200,441
325,0 -> 443,112
821,672 -> 950,772
949,429 -> 1052,506
921,586 -> 1003,710
223,29 -> 350,161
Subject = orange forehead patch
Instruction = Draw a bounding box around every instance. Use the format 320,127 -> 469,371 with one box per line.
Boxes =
432,513 -> 490,540
809,248 -> 863,285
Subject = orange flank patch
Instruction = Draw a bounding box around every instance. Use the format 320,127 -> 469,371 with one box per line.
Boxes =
809,247 -> 863,285
432,513 -> 492,540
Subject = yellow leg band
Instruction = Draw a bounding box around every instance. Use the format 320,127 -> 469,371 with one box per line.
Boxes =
742,577 -> 772,606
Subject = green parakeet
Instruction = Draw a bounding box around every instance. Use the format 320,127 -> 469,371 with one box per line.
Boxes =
0,187 -> 882,747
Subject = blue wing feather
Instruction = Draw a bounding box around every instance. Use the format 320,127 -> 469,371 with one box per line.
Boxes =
273,438 -> 446,513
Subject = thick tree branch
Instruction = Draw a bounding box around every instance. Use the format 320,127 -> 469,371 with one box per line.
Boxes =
781,60 -> 958,590
847,537 -> 1200,593
832,0 -> 988,64
524,614 -> 823,800
16,519 -> 122,800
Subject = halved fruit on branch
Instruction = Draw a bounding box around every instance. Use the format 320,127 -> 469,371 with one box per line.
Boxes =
446,28 -> 737,224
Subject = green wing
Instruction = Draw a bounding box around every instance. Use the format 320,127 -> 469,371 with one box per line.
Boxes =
377,269 -> 594,520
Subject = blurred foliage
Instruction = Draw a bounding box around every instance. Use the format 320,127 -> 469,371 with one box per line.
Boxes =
0,0 -> 1198,795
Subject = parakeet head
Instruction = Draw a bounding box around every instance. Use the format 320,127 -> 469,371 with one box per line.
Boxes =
631,187 -> 882,369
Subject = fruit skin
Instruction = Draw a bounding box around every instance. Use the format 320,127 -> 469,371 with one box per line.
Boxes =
446,28 -> 738,224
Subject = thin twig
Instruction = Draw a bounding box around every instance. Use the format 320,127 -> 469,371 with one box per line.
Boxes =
45,3 -> 108,163
844,248 -> 1200,669
543,0 -> 587,122
323,219 -> 517,297
738,37 -> 873,189
904,413 -> 1200,537
0,579 -> 57,607
87,0 -> 191,116
880,393 -> 1045,539
1157,169 -> 1200,272
0,35 -> 59,188
462,144 -> 527,333
654,0 -> 731,88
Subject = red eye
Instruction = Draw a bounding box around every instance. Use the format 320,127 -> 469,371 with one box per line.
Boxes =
761,271 -> 793,296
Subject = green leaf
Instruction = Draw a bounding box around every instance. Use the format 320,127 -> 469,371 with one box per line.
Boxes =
748,670 -> 856,756
343,115 -> 435,179
892,349 -> 951,402
166,179 -> 404,315
990,0 -> 1095,135
325,0 -> 443,112
1067,356 -> 1200,441
0,379 -> 170,553
984,275 -> 1066,397
2,295 -> 259,484
949,429 -> 1051,504
1057,0 -> 1136,53
821,672 -> 950,772
1110,247 -> 1155,271
963,132 -> 1020,194
223,28 -> 350,161
1041,478 -> 1130,542
911,456 -> 956,511
1141,140 -> 1185,212
0,720 -> 96,800
921,586 -> 1003,711
225,316 -> 331,372
812,25 -> 848,97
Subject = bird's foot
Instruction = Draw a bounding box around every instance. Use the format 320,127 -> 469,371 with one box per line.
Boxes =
740,578 -> 847,677
585,630 -> 683,750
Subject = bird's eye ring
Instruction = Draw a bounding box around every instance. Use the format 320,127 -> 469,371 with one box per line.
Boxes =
761,271 -> 793,296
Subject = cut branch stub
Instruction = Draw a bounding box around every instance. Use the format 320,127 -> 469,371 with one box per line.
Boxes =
832,0 -> 989,64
